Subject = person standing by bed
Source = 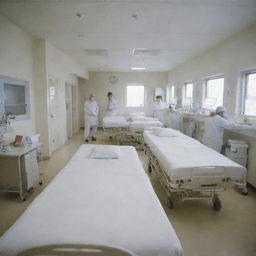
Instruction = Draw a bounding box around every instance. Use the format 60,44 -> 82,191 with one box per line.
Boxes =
105,92 -> 117,116
84,94 -> 99,143
153,95 -> 168,122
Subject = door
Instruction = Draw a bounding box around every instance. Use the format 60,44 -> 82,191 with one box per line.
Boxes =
48,77 -> 59,153
72,85 -> 78,134
65,83 -> 73,138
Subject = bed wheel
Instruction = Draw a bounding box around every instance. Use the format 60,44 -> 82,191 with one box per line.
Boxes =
167,198 -> 174,209
19,196 -> 26,202
213,197 -> 221,211
148,164 -> 152,174
39,180 -> 43,186
242,187 -> 248,195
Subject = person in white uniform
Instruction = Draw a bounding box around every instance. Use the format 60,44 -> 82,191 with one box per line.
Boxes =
153,95 -> 168,122
153,95 -> 166,111
105,92 -> 117,116
84,94 -> 99,143
202,106 -> 232,152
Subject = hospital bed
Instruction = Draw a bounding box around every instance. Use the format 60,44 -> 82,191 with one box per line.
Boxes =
0,144 -> 183,256
143,130 -> 247,210
103,115 -> 163,147
129,118 -> 163,148
103,116 -> 132,144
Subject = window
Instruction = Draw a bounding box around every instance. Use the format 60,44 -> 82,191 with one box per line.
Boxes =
0,76 -> 30,120
126,85 -> 144,107
243,71 -> 256,116
166,84 -> 175,103
184,82 -> 193,106
185,82 -> 193,98
205,77 -> 224,108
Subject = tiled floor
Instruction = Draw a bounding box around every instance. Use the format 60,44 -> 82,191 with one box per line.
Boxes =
0,130 -> 256,256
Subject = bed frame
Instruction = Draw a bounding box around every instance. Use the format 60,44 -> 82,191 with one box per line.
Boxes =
144,143 -> 233,210
103,127 -> 145,150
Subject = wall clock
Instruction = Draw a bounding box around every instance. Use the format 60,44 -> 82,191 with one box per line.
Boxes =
109,75 -> 118,85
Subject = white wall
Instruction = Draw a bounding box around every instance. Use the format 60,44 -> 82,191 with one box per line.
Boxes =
45,42 -> 88,154
168,22 -> 256,116
0,15 -> 35,135
79,72 -> 168,127
0,15 -> 89,157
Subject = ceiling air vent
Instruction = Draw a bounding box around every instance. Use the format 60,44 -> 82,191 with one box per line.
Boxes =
133,48 -> 161,57
85,49 -> 108,56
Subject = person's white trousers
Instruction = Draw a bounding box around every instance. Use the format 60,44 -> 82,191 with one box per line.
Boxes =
84,124 -> 97,139
84,115 -> 98,139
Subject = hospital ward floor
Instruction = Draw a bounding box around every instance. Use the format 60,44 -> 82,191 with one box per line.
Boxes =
0,130 -> 256,256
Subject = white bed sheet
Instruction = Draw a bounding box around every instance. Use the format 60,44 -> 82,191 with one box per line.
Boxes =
144,130 -> 246,182
130,116 -> 158,122
130,120 -> 163,132
0,145 -> 183,256
103,116 -> 130,128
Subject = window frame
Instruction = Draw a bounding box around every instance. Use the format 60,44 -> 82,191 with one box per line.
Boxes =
184,81 -> 193,105
204,75 -> 225,108
241,69 -> 256,117
0,75 -> 31,121
126,83 -> 145,108
166,83 -> 175,104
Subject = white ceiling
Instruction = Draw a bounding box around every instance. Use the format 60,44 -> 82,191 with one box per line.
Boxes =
0,0 -> 256,72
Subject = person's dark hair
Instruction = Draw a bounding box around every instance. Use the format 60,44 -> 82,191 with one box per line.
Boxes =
156,95 -> 162,99
107,92 -> 113,97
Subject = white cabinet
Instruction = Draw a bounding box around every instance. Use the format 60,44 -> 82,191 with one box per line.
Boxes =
0,143 -> 41,200
24,150 -> 39,189
224,130 -> 256,188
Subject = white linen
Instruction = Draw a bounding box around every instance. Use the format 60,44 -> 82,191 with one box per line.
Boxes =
128,112 -> 145,118
130,116 -> 157,122
130,120 -> 163,132
103,116 -> 130,128
90,145 -> 120,159
154,128 -> 179,137
144,130 -> 246,182
0,145 -> 183,256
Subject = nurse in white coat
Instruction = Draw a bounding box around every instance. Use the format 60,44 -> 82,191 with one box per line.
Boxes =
105,92 -> 117,116
202,106 -> 232,152
153,96 -> 165,110
153,95 -> 168,123
84,94 -> 99,142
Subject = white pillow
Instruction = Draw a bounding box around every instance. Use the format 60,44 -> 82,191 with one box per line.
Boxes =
89,146 -> 120,159
154,128 -> 178,137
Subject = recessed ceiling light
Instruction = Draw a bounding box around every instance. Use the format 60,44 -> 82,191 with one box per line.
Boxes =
75,12 -> 85,19
131,67 -> 145,70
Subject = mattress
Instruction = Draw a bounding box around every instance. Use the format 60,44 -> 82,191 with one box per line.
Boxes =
130,120 -> 163,132
128,112 -> 146,119
144,130 -> 246,182
103,116 -> 130,128
130,116 -> 158,122
0,145 -> 183,256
